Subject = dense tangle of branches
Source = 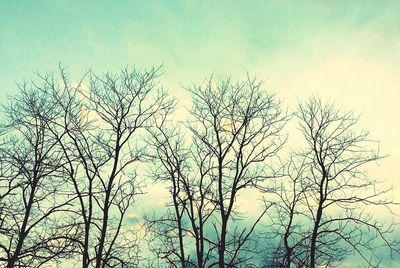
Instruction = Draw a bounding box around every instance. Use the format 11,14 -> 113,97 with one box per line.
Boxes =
0,66 -> 398,268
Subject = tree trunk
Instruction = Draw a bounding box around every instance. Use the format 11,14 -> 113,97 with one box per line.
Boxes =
7,183 -> 36,268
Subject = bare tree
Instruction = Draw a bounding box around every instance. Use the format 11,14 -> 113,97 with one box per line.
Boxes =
44,66 -> 173,267
273,97 -> 399,268
146,120 -> 216,268
188,76 -> 288,267
0,66 -> 174,267
0,81 -> 78,267
147,75 -> 288,268
145,124 -> 190,267
266,156 -> 310,268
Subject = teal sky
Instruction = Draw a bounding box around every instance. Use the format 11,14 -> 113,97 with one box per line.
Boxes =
2,0 -> 399,176
1,1 -> 400,265
1,1 -> 399,88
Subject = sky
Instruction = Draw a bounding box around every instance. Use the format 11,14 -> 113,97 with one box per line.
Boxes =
1,0 -> 399,192
1,0 -> 400,266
